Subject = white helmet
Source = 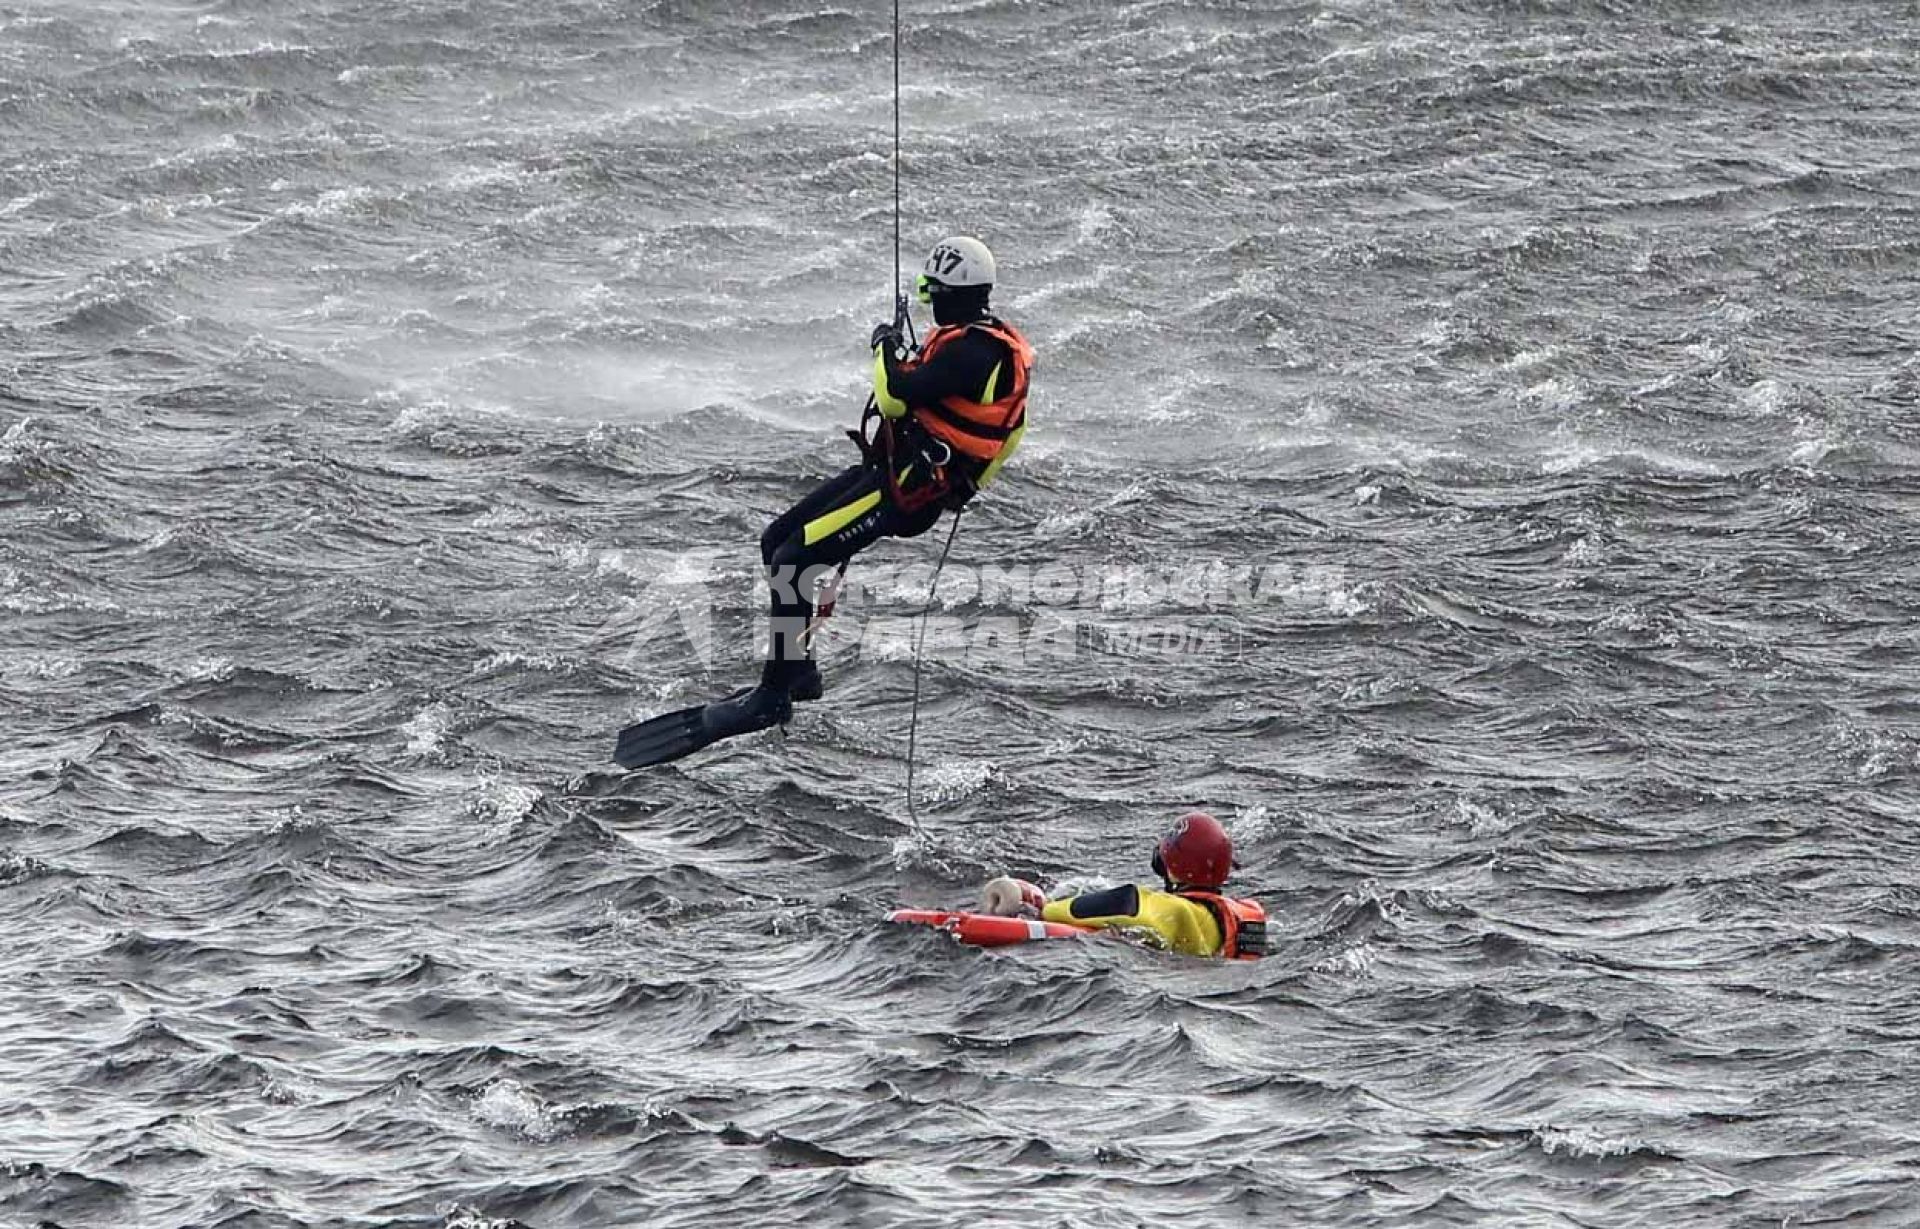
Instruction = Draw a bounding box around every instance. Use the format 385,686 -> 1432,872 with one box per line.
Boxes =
921,236 -> 996,290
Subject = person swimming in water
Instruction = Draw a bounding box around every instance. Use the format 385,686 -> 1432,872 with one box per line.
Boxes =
980,811 -> 1267,959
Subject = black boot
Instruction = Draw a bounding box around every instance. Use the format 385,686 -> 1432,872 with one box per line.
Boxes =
700,677 -> 791,740
788,657 -> 824,703
757,620 -> 825,701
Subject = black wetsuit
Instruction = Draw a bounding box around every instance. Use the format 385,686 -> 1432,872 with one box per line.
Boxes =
757,318 -> 1018,680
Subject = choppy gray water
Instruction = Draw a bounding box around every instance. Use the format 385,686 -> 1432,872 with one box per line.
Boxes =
4,1 -> 1920,1225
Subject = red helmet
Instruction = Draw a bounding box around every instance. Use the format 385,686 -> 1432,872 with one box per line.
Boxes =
1152,811 -> 1233,888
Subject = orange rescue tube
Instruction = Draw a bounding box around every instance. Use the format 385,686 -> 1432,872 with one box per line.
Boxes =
886,908 -> 1094,947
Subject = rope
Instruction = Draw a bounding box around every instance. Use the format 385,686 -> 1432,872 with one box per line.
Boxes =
904,509 -> 961,834
892,0 -> 903,311
891,0 -> 948,837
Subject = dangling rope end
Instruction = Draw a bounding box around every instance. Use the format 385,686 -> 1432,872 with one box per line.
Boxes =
904,510 -> 963,835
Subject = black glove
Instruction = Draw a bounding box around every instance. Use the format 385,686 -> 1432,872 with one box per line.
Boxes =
870,321 -> 904,353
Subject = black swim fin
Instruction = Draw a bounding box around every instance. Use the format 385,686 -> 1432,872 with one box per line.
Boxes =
612,686 -> 792,770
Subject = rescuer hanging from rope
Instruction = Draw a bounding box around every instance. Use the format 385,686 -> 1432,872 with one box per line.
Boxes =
712,236 -> 1037,739
610,0 -> 1038,771
612,238 -> 1037,768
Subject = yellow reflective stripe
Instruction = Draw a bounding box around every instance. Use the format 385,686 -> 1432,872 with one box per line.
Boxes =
872,350 -> 907,419
980,361 -> 1002,404
975,420 -> 1024,488
802,489 -> 883,546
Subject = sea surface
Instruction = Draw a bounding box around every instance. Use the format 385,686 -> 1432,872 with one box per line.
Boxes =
4,1 -> 1920,1225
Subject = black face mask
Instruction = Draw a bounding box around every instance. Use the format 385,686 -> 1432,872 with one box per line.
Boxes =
930,285 -> 991,327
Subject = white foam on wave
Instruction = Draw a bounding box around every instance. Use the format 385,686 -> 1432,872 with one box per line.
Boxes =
1519,376 -> 1586,413
1630,371 -> 1681,399
1711,297 -> 1757,326
179,656 -> 235,683
251,1062 -> 310,1104
1442,795 -> 1508,838
1683,339 -> 1727,367
1532,1124 -> 1639,1159
596,899 -> 669,942
1413,316 -> 1455,353
1825,722 -> 1913,783
890,826 -> 993,880
475,650 -> 569,675
278,185 -> 385,221
474,1079 -> 561,1141
379,393 -> 489,441
441,1208 -> 518,1229
1141,369 -> 1207,424
1593,603 -> 1679,646
269,805 -> 329,836
470,506 -> 532,529
1737,378 -> 1792,415
1787,416 -> 1841,469
1075,201 -> 1115,245
8,655 -> 81,682
1018,263 -> 1124,314
1338,880 -> 1415,928
0,852 -> 49,887
916,758 -> 1003,805
1312,943 -> 1375,977
1259,319 -> 1309,362
1500,346 -> 1558,373
1539,443 -> 1727,478
403,703 -> 453,758
1229,804 -> 1277,845
1,584 -> 120,617
109,194 -> 216,222
467,777 -> 541,826
1,416 -> 34,460
1262,567 -> 1371,618
571,544 -> 737,595
1033,480 -> 1151,542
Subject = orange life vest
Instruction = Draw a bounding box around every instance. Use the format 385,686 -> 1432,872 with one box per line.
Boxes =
904,318 -> 1035,463
1175,892 -> 1268,960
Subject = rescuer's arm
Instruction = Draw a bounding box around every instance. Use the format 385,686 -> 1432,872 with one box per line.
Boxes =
872,330 -> 1009,419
